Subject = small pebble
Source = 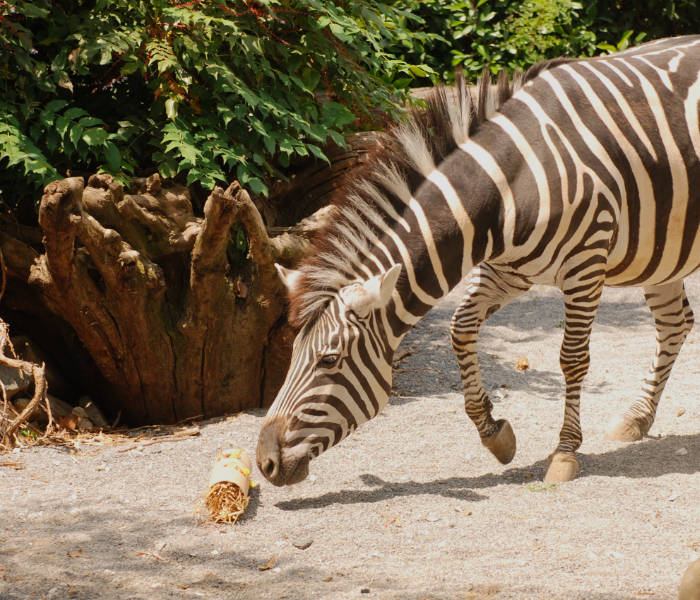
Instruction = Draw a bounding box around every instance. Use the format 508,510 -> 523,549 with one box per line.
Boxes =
675,447 -> 688,456
293,538 -> 313,550
426,515 -> 440,522
272,567 -> 281,573
360,588 -> 370,594
492,389 -> 506,402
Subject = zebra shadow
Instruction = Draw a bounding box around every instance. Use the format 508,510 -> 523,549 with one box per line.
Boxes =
274,432 -> 699,511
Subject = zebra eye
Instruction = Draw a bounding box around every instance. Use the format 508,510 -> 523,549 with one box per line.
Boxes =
319,353 -> 340,367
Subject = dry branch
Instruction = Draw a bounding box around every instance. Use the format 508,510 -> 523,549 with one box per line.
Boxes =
0,320 -> 49,450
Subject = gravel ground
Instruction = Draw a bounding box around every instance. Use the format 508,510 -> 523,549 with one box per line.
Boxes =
1,274 -> 698,600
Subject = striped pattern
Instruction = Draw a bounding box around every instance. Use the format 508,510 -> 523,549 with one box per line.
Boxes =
258,36 -> 700,484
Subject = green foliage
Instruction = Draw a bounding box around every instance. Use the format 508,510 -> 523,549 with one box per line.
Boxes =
0,0 -> 430,208
383,0 -> 599,82
384,0 -> 699,83
503,0 -> 596,66
3,0 -> 698,211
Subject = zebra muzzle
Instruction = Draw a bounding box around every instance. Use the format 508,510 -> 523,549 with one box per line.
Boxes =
256,416 -> 310,486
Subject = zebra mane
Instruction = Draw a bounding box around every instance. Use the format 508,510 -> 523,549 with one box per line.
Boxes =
286,70 -> 530,327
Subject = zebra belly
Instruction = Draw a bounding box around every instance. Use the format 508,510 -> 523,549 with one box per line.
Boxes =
604,197 -> 700,287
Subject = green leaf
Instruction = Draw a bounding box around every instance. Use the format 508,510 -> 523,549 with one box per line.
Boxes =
69,124 -> 83,149
307,144 -> 330,165
320,101 -> 355,128
263,135 -> 276,155
78,117 -> 105,128
64,107 -> 89,121
55,115 -> 70,137
82,127 -> 107,146
246,177 -> 268,196
104,141 -> 121,172
327,130 -> 346,147
44,100 -> 69,114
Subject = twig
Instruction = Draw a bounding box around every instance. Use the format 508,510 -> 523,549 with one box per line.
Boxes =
117,426 -> 200,452
0,460 -> 24,470
0,247 -> 6,305
1,364 -> 47,448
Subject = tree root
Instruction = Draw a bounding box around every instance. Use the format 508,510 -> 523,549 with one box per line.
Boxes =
0,320 -> 49,450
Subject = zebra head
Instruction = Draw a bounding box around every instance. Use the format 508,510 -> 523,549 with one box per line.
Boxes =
256,263 -> 402,486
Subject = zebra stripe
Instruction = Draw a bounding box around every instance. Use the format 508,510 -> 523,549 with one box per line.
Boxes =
258,36 -> 700,486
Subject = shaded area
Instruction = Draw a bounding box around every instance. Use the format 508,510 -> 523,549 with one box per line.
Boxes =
276,432 -> 699,511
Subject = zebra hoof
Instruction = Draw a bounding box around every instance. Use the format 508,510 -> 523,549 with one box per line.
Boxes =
605,417 -> 645,442
482,419 -> 516,464
544,452 -> 578,483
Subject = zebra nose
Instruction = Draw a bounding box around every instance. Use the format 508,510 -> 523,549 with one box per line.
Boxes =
256,416 -> 285,483
261,456 -> 278,480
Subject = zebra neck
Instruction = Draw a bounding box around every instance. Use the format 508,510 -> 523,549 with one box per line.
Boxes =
382,146 -> 508,345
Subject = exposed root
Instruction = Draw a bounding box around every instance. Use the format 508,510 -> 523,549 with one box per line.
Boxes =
0,319 -> 50,450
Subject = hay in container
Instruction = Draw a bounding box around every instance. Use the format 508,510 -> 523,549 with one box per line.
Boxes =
204,448 -> 254,524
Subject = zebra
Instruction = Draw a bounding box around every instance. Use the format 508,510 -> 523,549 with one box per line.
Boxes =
257,35 -> 700,486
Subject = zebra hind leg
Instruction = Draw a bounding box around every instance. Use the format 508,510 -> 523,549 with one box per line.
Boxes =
450,264 -> 531,465
606,280 -> 694,442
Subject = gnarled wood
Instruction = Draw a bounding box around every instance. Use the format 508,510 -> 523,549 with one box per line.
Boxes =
21,175 -> 316,424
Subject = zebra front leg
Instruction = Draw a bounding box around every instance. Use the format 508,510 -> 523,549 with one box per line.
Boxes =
545,280 -> 604,483
607,281 -> 694,442
450,264 -> 530,464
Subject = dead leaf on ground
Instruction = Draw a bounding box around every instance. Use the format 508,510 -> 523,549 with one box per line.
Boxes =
677,408 -> 686,417
67,548 -> 83,558
515,357 -> 530,371
57,414 -> 79,431
135,551 -> 165,561
258,556 -> 275,571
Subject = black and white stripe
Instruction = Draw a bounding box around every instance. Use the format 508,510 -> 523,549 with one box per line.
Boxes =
257,36 -> 700,485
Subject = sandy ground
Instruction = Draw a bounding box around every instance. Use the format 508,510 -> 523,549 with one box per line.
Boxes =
1,274 -> 698,600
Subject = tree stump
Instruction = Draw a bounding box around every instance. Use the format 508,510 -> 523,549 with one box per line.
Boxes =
23,174 -> 306,424
0,130 -> 381,426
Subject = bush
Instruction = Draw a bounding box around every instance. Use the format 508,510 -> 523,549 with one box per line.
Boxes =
0,0 -> 429,210
384,0 -> 699,84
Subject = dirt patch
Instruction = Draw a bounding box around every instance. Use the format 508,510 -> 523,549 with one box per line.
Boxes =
1,275 -> 698,600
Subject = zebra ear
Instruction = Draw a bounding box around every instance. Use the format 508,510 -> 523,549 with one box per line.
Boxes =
342,264 -> 402,316
365,263 -> 402,306
275,263 -> 303,295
